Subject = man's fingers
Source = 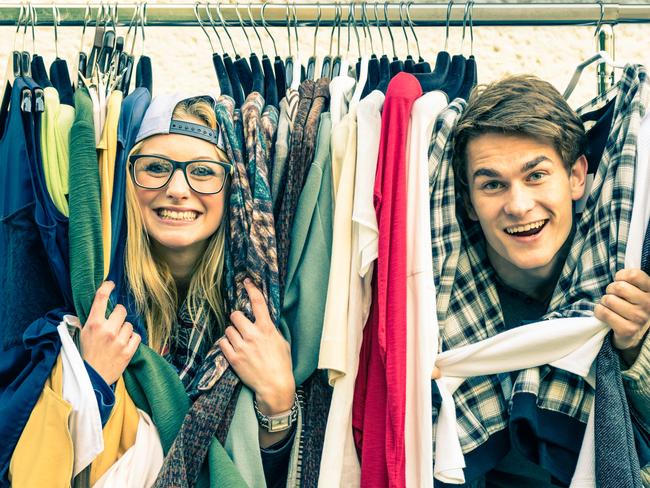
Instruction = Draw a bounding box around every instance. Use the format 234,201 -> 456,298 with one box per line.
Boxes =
86,281 -> 115,327
243,278 -> 272,325
606,279 -> 649,307
600,294 -> 649,325
614,269 -> 650,293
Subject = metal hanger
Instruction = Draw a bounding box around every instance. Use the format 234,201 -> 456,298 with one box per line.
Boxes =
204,2 -> 226,53
321,2 -> 340,78
457,0 -> 478,100
236,3 -> 262,96
331,2 -> 344,77
262,2 -> 285,101
260,2 -> 278,59
564,51 -> 625,100
406,2 -> 427,71
248,4 -> 264,57
234,4 -> 253,56
307,2 -> 321,80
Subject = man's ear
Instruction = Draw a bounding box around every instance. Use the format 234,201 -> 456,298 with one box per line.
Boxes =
570,154 -> 588,201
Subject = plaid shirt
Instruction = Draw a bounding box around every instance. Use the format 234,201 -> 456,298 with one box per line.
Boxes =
428,64 -> 649,455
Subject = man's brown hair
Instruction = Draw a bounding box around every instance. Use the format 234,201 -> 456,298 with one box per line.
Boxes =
452,74 -> 586,198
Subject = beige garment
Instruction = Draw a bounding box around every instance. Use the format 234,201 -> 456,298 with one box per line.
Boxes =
318,90 -> 385,487
97,90 -> 123,278
318,108 -> 358,383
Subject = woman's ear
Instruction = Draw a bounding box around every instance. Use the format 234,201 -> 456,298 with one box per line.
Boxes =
570,154 -> 589,201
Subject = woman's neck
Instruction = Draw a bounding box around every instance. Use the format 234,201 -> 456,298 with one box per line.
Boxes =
151,241 -> 206,302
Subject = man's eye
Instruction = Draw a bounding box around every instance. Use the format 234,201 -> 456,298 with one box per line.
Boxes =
481,181 -> 503,191
528,171 -> 545,181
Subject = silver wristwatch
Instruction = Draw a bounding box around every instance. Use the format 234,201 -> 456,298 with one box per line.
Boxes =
253,394 -> 299,432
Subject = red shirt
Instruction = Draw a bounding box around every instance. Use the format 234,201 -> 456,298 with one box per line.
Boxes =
353,73 -> 423,488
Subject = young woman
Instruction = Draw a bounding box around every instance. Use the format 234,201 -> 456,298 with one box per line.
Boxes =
79,94 -> 297,484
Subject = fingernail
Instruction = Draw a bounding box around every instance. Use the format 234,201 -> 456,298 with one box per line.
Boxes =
244,278 -> 251,285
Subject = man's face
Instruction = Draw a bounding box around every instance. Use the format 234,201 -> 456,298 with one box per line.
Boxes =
465,133 -> 587,278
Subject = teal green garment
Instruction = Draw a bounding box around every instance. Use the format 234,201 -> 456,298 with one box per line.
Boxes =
223,113 -> 333,486
124,345 -> 247,488
280,112 -> 333,385
69,87 -> 104,324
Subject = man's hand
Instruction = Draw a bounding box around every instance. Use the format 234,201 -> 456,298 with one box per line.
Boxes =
594,269 -> 650,364
80,281 -> 141,385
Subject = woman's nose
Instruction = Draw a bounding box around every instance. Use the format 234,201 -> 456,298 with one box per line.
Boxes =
165,169 -> 191,198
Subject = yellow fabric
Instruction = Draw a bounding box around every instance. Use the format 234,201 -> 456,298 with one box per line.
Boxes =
41,86 -> 75,216
89,376 -> 140,485
9,355 -> 74,488
9,353 -> 138,487
97,90 -> 123,278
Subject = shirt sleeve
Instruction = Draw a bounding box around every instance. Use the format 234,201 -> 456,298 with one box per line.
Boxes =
83,360 -> 116,426
260,426 -> 296,488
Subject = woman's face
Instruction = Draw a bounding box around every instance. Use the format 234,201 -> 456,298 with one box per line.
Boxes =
134,116 -> 228,259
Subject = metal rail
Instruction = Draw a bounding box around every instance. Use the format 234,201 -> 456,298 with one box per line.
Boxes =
0,3 -> 649,28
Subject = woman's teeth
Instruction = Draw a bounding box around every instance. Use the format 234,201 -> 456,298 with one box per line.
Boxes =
157,209 -> 199,221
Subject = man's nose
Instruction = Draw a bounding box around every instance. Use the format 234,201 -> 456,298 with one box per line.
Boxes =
503,185 -> 535,217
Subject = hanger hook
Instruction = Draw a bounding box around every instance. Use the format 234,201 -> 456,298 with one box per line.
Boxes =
398,2 -> 409,57
312,2 -> 321,59
194,2 -> 215,53
594,0 -> 606,37
328,3 -> 337,58
215,2 -> 236,54
285,1 -> 292,57
260,2 -> 277,58
234,4 -> 253,54
373,1 -> 384,54
406,2 -> 421,59
13,3 -> 26,53
347,2 -> 360,58
445,0 -> 454,52
29,3 -> 37,54
247,4 -> 264,56
204,3 -> 225,53
469,0 -> 475,56
360,2 -> 372,54
52,4 -> 61,59
139,2 -> 147,54
384,1 -> 396,59
292,1 -> 299,56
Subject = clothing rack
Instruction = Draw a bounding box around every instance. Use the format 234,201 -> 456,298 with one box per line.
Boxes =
1,3 -> 650,28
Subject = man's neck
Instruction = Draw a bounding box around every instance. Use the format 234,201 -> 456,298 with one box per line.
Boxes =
487,236 -> 573,302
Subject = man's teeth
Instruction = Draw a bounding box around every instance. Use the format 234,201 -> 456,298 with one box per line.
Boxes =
505,220 -> 546,234
158,209 -> 198,221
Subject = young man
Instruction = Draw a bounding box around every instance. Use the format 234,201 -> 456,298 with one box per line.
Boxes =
436,74 -> 650,486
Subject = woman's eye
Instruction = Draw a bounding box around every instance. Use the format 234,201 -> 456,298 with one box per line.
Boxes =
190,165 -> 216,177
145,162 -> 170,174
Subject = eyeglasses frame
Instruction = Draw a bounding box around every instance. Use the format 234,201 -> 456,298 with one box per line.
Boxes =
129,153 -> 234,195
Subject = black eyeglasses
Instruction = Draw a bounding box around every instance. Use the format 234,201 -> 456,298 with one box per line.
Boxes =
129,154 -> 233,195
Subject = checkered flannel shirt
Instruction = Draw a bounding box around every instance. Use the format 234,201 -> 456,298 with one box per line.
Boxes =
428,64 -> 649,455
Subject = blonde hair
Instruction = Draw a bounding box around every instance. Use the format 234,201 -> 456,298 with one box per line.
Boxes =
125,98 -> 229,352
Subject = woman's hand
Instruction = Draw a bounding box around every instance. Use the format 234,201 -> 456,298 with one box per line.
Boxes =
220,279 -> 295,447
80,281 -> 141,385
594,268 -> 650,365
221,279 -> 296,415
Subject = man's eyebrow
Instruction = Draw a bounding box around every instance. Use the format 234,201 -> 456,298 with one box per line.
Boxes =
521,155 -> 551,173
472,155 -> 551,181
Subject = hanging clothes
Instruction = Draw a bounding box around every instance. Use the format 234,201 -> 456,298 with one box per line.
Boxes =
97,90 -> 123,280
404,90 -> 448,487
108,86 -> 152,292
41,85 -> 74,216
69,86 -> 104,325
275,79 -> 330,293
318,89 -> 385,487
353,72 -> 422,488
270,88 -> 299,212
280,111 -> 334,386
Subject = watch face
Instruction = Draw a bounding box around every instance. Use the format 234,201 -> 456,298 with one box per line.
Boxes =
269,416 -> 291,432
